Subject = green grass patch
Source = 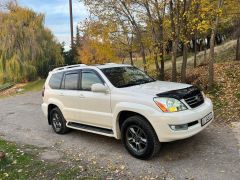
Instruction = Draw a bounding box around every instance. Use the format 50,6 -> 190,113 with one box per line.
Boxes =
207,84 -> 223,97
21,79 -> 45,92
0,139 -> 53,179
0,83 -> 15,92
236,91 -> 240,100
207,84 -> 224,109
0,139 -> 109,179
215,45 -> 236,62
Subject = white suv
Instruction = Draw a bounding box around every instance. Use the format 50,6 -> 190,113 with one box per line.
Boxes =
42,63 -> 213,159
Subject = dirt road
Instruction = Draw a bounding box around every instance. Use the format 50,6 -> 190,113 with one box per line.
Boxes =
0,92 -> 239,179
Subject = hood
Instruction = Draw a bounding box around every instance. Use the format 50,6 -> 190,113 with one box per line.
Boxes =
122,81 -> 192,96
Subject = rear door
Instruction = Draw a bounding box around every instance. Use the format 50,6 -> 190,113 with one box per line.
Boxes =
78,69 -> 112,129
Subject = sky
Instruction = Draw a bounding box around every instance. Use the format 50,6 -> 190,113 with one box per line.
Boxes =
18,0 -> 88,50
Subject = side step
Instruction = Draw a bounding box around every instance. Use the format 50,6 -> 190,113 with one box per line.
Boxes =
67,122 -> 114,137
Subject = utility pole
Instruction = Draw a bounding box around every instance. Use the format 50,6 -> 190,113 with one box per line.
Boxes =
69,0 -> 74,48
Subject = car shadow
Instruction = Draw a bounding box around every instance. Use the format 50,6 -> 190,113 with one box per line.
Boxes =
63,126 -> 215,163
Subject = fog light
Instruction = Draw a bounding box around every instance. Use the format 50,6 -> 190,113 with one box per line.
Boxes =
170,124 -> 188,131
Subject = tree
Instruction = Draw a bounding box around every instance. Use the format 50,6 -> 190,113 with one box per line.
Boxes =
0,3 -> 63,82
236,23 -> 240,60
136,0 -> 167,80
208,0 -> 224,88
110,18 -> 136,65
180,0 -> 192,83
81,0 -> 148,71
169,0 -> 181,82
78,19 -> 118,64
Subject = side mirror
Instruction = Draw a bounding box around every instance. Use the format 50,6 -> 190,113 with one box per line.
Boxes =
91,83 -> 109,93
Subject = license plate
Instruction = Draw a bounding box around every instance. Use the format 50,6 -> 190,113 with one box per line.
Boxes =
201,112 -> 213,126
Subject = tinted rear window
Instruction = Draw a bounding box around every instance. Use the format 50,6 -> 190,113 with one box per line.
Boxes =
63,73 -> 79,90
49,72 -> 63,89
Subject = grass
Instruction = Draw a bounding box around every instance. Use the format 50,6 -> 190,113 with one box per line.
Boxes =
0,138 -> 111,179
0,79 -> 45,99
21,79 -> 45,92
236,91 -> 240,100
0,139 -> 51,179
206,84 -> 224,110
122,39 -> 237,76
0,83 -> 15,92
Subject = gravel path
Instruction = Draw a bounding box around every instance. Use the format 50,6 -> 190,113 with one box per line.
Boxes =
0,92 -> 239,179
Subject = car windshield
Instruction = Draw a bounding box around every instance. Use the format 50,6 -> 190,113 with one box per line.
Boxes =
101,66 -> 155,88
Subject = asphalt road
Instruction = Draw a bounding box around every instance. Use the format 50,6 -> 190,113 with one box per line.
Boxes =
0,92 -> 239,179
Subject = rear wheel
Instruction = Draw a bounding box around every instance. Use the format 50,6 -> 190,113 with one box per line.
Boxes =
50,107 -> 69,134
121,115 -> 161,160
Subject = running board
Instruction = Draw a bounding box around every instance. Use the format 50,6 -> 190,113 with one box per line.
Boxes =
67,122 -> 114,137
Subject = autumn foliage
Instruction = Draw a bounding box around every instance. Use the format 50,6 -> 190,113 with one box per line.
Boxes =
0,2 -> 64,83
79,0 -> 240,87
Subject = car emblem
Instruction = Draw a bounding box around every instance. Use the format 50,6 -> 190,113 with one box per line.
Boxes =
195,95 -> 201,102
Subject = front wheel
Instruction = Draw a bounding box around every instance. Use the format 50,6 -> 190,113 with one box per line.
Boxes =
50,107 -> 69,134
121,115 -> 161,160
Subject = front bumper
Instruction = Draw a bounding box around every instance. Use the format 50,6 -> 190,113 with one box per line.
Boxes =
150,98 -> 213,142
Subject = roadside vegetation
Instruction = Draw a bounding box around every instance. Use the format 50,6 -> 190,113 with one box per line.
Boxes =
0,79 -> 45,98
0,138 -> 127,179
0,2 -> 63,84
20,79 -> 45,92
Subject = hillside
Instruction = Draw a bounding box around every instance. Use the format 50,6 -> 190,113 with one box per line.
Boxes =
186,62 -> 240,124
128,39 -> 237,72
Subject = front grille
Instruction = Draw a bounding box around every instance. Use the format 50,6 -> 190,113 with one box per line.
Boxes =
184,90 -> 204,108
156,86 -> 205,108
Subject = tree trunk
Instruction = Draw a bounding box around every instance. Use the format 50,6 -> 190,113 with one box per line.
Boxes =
170,0 -> 177,82
209,31 -> 215,88
143,1 -> 160,75
204,46 -> 207,63
208,0 -> 223,88
160,46 -> 165,80
236,36 -> 240,61
154,52 -> 160,77
153,0 -> 165,80
140,42 -> 147,71
129,51 -> 133,65
181,42 -> 188,82
194,33 -> 197,68
120,0 -> 146,71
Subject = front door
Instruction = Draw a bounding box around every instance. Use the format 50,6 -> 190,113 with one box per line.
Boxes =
78,70 -> 112,129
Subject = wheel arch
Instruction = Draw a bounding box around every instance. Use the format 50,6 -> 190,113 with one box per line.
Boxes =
114,110 -> 155,139
47,104 -> 59,125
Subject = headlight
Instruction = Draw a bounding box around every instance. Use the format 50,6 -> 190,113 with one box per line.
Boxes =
154,97 -> 188,112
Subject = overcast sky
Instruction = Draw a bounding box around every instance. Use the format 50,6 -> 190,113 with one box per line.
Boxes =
18,0 -> 88,50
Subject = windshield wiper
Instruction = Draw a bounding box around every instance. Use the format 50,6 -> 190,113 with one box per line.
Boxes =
118,83 -> 138,88
118,79 -> 155,88
134,79 -> 155,85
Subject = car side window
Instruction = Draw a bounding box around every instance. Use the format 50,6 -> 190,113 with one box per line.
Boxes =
82,71 -> 103,91
63,73 -> 79,90
49,72 -> 63,89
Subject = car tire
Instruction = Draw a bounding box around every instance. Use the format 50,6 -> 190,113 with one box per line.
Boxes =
50,107 -> 70,134
121,115 -> 161,160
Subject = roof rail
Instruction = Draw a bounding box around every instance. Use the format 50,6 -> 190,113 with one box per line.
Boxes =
52,64 -> 87,72
105,63 -> 117,65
